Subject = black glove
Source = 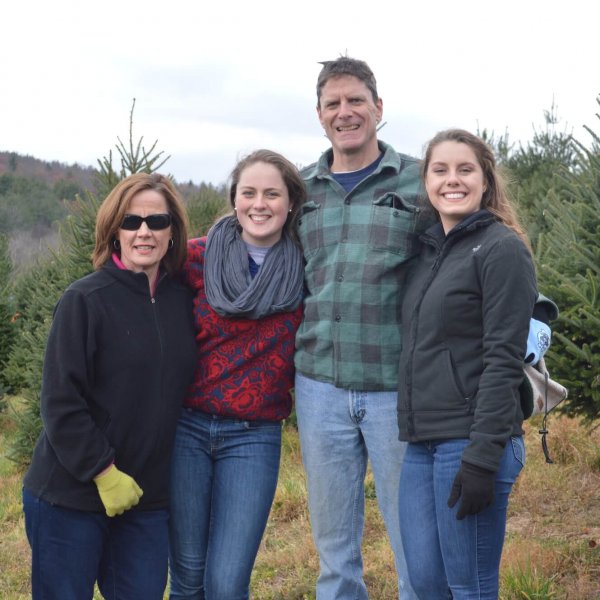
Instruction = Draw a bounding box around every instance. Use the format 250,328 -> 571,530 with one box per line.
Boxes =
447,461 -> 495,520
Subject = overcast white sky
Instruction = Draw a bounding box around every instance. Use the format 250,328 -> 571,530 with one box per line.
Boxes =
1,0 -> 598,186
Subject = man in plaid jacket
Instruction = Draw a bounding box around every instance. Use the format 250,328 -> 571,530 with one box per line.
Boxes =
294,56 -> 422,600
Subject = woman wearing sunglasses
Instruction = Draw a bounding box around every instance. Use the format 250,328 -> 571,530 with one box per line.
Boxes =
168,150 -> 305,600
23,173 -> 197,599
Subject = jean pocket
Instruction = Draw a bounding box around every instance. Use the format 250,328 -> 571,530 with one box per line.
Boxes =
510,435 -> 526,469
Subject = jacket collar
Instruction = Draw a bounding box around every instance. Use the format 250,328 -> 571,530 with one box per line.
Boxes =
303,140 -> 404,180
421,209 -> 496,245
102,260 -> 167,296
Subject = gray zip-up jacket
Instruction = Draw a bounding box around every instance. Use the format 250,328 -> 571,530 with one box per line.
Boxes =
397,210 -> 537,472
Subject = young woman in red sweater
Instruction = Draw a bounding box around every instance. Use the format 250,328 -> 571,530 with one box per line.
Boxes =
168,150 -> 306,600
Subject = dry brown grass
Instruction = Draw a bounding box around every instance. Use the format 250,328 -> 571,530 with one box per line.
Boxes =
254,417 -> 600,599
502,416 -> 600,599
2,410 -> 599,598
0,412 -> 31,600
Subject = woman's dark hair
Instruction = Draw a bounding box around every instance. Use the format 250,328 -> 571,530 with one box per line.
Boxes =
227,149 -> 306,243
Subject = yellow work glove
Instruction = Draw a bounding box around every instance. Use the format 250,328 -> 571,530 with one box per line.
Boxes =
93,464 -> 143,517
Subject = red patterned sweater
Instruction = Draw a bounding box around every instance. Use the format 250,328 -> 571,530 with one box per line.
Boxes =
183,237 -> 303,421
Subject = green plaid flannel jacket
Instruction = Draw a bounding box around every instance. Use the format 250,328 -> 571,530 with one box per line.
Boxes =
295,141 -> 425,390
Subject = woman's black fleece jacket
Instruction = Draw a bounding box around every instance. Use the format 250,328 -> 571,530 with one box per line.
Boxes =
397,210 -> 538,472
23,262 -> 197,512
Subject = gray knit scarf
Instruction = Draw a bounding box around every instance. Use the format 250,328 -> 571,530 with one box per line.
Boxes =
204,215 -> 304,319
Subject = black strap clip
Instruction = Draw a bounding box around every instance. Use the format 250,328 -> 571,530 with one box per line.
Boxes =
539,372 -> 554,464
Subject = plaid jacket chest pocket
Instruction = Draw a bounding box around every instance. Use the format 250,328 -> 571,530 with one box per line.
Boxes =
369,192 -> 420,258
297,201 -> 343,259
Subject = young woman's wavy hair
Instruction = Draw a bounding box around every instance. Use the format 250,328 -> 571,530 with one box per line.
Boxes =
421,128 -> 531,251
93,173 -> 189,274
227,149 -> 306,244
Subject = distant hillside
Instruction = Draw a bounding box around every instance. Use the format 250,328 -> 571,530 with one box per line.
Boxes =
0,151 -> 224,269
0,151 -> 98,193
0,151 -> 207,202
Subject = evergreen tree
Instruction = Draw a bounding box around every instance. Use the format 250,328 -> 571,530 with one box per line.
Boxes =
536,98 -> 600,422
6,109 -> 170,466
481,105 -> 577,249
506,108 -> 576,248
95,98 -> 169,198
5,205 -> 97,464
0,234 -> 16,409
187,182 -> 228,236
482,103 -> 598,421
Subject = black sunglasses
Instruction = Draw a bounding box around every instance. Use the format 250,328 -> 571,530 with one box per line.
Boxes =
120,213 -> 172,231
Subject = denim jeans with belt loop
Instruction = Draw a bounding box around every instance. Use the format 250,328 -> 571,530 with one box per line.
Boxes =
295,372 -> 416,599
168,407 -> 282,600
399,436 -> 525,599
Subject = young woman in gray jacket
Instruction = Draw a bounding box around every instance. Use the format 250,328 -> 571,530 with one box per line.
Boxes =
397,129 -> 538,599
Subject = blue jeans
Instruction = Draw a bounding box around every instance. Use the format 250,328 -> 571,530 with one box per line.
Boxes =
399,437 -> 525,599
295,372 -> 416,600
168,408 -> 282,600
22,488 -> 168,600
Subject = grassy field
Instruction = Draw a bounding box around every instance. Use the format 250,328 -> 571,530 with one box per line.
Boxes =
1,400 -> 599,599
